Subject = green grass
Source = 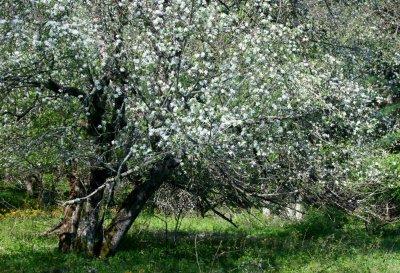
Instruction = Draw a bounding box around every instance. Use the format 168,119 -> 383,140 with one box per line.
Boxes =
1,209 -> 400,273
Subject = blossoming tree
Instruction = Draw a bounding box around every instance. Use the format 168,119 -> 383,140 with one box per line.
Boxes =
0,0 -> 390,256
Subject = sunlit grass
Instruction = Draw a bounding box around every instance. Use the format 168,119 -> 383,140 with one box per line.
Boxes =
1,208 -> 400,273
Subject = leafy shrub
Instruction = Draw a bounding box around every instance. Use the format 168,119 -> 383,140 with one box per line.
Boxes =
294,208 -> 349,238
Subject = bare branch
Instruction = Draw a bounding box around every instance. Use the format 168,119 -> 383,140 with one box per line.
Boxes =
62,168 -> 135,206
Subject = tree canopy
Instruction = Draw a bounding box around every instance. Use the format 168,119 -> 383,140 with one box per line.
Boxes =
0,0 -> 399,256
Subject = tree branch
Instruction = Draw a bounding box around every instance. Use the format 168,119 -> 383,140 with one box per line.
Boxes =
62,168 -> 135,206
43,79 -> 86,98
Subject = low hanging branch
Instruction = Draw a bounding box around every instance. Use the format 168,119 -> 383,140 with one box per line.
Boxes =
62,168 -> 135,206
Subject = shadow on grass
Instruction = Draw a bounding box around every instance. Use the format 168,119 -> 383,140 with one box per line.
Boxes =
2,217 -> 400,273
115,221 -> 400,273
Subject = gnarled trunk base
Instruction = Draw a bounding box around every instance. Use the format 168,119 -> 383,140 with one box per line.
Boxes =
57,155 -> 179,257
58,174 -> 83,252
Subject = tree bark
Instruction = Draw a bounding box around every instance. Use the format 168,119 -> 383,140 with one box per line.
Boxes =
24,174 -> 42,197
58,174 -> 83,252
57,155 -> 179,257
73,168 -> 107,256
99,156 -> 180,257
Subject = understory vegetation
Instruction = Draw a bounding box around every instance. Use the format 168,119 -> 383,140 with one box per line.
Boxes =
2,187 -> 400,273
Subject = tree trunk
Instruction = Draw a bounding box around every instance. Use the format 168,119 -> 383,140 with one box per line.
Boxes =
73,168 -> 107,256
56,168 -> 107,255
99,156 -> 180,257
58,174 -> 83,252
24,174 -> 42,197
57,155 -> 179,257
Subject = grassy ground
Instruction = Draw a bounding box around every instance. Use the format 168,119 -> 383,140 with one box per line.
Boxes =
1,186 -> 400,272
1,209 -> 400,273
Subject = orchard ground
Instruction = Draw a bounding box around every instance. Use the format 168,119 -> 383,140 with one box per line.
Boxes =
1,187 -> 400,273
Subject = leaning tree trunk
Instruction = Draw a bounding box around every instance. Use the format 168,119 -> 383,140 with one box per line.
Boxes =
99,155 -> 180,257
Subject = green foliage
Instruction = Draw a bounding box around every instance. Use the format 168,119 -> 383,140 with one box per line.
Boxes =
0,184 -> 39,212
293,208 -> 349,238
379,131 -> 400,152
